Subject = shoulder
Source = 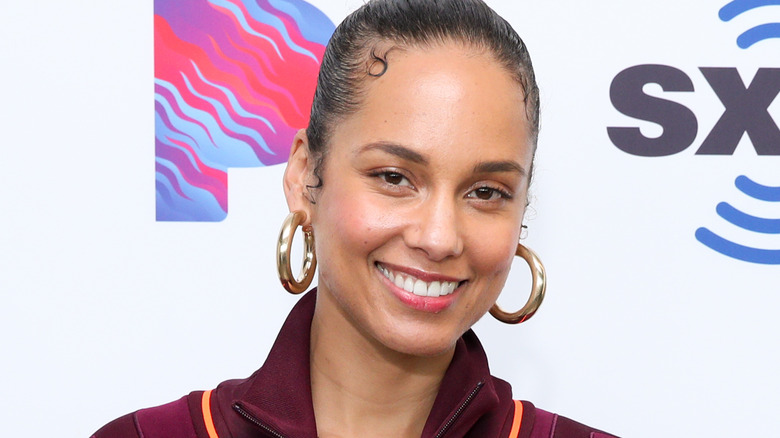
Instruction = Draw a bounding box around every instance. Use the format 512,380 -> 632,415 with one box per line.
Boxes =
523,402 -> 619,438
90,412 -> 140,438
91,393 -> 207,438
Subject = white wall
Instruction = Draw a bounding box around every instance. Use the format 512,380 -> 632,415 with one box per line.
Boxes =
1,1 -> 778,436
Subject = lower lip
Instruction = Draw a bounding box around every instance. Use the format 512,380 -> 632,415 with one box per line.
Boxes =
377,266 -> 460,313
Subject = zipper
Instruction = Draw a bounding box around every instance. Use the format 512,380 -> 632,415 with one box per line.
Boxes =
232,403 -> 286,438
433,381 -> 484,438
233,381 -> 483,438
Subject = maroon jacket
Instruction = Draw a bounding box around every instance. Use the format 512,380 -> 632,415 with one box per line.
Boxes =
93,291 -> 616,438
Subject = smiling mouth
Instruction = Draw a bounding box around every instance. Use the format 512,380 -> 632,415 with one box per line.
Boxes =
376,263 -> 463,298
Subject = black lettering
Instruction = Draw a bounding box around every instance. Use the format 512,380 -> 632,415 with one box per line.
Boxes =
697,68 -> 780,155
608,65 -> 698,157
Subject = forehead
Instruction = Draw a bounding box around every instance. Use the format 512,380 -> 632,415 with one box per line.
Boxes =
329,43 -> 532,164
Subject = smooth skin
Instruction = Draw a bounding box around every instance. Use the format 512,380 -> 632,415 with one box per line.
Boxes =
283,42 -> 534,438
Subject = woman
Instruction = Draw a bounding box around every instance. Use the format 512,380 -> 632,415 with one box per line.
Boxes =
94,0 -> 616,437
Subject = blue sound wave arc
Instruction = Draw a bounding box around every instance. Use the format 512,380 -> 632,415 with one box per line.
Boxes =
719,0 -> 780,21
719,0 -> 780,48
735,175 -> 780,201
716,202 -> 780,233
737,22 -> 780,47
696,227 -> 780,264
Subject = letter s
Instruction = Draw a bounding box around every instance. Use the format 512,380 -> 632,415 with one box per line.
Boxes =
607,65 -> 697,157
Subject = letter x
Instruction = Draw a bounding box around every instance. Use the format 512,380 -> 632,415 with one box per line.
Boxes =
697,68 -> 780,155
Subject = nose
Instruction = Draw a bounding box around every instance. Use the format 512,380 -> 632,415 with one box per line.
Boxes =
404,194 -> 464,261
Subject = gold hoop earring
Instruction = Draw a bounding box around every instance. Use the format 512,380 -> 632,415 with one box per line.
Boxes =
276,211 -> 317,294
490,244 -> 546,324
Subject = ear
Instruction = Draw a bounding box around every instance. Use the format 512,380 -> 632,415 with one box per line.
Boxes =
283,129 -> 315,225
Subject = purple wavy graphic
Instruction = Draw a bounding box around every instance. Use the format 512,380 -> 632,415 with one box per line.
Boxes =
155,0 -> 334,221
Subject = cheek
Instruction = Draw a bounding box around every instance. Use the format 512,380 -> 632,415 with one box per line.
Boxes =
468,222 -> 520,280
315,186 -> 402,256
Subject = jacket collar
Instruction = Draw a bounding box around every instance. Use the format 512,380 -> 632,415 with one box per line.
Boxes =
233,289 -> 501,438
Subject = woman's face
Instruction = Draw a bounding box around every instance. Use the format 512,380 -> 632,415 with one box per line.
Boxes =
286,42 -> 534,357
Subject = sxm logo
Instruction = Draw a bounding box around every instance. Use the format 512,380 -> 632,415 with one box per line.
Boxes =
154,0 -> 335,221
695,176 -> 780,264
719,0 -> 780,49
607,1 -> 780,264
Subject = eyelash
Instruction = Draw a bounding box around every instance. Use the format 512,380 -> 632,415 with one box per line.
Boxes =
467,185 -> 513,201
369,169 -> 414,188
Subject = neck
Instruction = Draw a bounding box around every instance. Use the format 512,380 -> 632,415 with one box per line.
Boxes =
310,291 -> 454,438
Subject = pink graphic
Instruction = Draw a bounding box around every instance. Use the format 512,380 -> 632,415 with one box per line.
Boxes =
155,0 -> 334,221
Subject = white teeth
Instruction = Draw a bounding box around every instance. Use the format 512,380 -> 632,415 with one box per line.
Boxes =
428,281 -> 441,297
413,279 -> 427,296
378,264 -> 461,298
403,277 -> 415,293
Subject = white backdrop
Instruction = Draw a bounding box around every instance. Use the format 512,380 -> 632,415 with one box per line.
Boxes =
1,1 -> 779,437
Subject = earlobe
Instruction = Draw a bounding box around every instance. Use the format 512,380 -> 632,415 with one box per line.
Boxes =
283,129 -> 314,224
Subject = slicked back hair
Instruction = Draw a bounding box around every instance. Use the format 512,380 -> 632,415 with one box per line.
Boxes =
306,0 -> 540,189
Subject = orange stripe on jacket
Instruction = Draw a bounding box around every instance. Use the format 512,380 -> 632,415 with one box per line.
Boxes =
508,400 -> 524,438
201,389 -> 220,438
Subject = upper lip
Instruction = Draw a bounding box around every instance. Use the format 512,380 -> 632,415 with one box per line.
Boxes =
376,261 -> 465,283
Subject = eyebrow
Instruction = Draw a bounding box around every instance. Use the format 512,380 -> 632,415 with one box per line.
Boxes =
360,141 -> 526,177
473,160 -> 526,177
359,141 -> 429,165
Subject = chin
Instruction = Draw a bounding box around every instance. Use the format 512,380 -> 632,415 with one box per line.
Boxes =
375,323 -> 466,358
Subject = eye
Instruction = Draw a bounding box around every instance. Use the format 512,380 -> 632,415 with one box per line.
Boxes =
375,170 -> 413,187
467,186 -> 512,201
